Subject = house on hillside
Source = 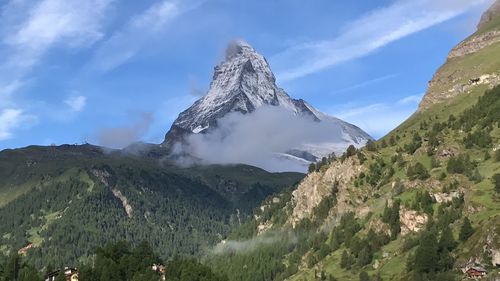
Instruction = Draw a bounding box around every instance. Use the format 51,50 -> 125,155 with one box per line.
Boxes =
45,267 -> 78,281
465,266 -> 487,279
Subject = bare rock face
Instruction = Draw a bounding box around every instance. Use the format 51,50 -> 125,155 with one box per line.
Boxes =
288,157 -> 364,227
419,71 -> 500,111
399,209 -> 428,236
448,30 -> 500,59
477,0 -> 500,30
112,188 -> 133,218
432,191 -> 460,203
457,216 -> 500,268
418,1 -> 500,112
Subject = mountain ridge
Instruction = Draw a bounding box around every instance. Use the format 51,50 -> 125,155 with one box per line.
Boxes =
163,40 -> 372,167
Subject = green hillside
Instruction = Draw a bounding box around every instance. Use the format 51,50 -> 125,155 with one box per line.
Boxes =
0,145 -> 303,269
203,21 -> 500,281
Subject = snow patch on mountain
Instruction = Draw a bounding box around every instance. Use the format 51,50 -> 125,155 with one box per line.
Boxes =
164,40 -> 372,172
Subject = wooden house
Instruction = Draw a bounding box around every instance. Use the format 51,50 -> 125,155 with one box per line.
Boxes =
45,267 -> 78,281
465,266 -> 487,279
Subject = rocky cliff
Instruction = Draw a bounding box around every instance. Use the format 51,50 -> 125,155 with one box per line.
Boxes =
419,0 -> 500,111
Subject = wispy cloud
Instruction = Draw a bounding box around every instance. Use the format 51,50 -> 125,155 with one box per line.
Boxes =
0,109 -> 36,140
332,93 -> 423,138
331,74 -> 398,95
91,0 -> 204,72
2,0 -> 113,73
272,0 -> 492,81
64,95 -> 87,112
397,93 -> 424,105
0,0 -> 112,141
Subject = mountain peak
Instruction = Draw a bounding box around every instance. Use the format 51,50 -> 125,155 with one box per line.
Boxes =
225,40 -> 255,60
477,0 -> 500,30
163,40 -> 372,168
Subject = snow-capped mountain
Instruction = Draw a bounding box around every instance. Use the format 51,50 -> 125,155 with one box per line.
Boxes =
163,40 -> 372,169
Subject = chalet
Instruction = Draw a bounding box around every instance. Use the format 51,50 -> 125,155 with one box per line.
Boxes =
465,266 -> 487,279
45,267 -> 78,281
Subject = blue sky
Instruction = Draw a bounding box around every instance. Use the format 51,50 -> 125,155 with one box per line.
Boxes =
0,0 -> 494,150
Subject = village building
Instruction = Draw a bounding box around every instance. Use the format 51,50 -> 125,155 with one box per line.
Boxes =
45,267 -> 78,281
465,266 -> 488,279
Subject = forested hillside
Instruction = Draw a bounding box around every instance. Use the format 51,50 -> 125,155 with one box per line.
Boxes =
0,241 -> 227,281
0,145 -> 303,269
203,79 -> 500,280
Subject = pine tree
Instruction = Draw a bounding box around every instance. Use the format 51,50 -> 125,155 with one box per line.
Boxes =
459,217 -> 474,241
346,145 -> 357,157
357,245 -> 373,267
438,225 -> 456,252
414,231 -> 438,273
4,252 -> 20,281
359,271 -> 370,281
340,250 -> 350,269
17,266 -> 42,281
365,140 -> 377,152
308,163 -> 317,173
493,173 -> 500,194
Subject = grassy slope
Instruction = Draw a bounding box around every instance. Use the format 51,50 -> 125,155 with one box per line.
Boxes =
283,25 -> 500,281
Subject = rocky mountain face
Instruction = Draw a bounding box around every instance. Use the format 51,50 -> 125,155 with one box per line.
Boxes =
419,0 -> 500,111
478,0 -> 500,30
163,40 -> 372,167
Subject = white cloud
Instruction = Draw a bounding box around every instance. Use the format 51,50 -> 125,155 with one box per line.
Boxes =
272,0 -> 492,81
176,106 -> 347,172
3,0 -> 114,72
92,0 -> 204,72
398,93 -> 424,105
0,0 -> 112,141
332,93 -> 423,138
331,74 -> 398,95
64,95 -> 87,112
0,108 -> 36,140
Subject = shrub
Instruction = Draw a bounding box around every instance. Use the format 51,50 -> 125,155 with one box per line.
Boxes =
407,162 -> 430,180
493,173 -> 500,194
404,133 -> 422,154
447,154 -> 474,175
459,217 -> 474,241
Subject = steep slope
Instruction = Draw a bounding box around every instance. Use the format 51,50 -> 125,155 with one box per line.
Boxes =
478,0 -> 500,30
163,40 -> 372,166
0,144 -> 303,268
419,1 -> 500,111
206,5 -> 500,281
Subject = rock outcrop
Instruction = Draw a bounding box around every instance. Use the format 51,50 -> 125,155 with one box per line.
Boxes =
288,158 -> 364,227
112,188 -> 133,218
477,0 -> 500,30
448,30 -> 500,59
418,0 -> 500,111
399,209 -> 428,236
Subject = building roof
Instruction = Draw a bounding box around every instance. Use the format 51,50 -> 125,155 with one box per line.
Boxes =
468,266 -> 487,272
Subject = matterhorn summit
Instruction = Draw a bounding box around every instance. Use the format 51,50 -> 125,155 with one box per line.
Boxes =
164,40 -> 372,172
